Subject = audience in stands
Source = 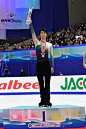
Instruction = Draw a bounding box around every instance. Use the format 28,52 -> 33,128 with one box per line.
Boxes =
2,23 -> 86,51
27,45 -> 31,49
12,45 -> 18,50
18,45 -> 21,50
21,42 -> 25,49
31,40 -> 35,49
22,45 -> 27,49
48,23 -> 86,47
0,42 -> 9,51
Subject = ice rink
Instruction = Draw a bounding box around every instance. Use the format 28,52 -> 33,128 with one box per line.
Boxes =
0,94 -> 86,110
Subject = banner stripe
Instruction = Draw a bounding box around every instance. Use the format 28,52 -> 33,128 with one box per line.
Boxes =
0,92 -> 86,95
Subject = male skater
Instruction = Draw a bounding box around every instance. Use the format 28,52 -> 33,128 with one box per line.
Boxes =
27,9 -> 54,107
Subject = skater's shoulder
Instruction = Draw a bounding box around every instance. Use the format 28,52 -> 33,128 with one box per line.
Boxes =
46,42 -> 52,47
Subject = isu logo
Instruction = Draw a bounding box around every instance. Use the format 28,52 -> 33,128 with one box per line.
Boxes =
0,80 -> 39,90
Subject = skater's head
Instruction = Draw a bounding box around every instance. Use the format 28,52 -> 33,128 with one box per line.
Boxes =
21,69 -> 23,72
39,28 -> 47,41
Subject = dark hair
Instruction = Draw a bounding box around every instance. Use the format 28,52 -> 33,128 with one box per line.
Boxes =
39,28 -> 47,35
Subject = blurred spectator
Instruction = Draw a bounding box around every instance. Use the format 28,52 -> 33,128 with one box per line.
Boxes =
5,42 -> 9,49
21,42 -> 25,49
70,41 -> 73,45
27,43 -> 30,47
55,43 -> 59,47
61,41 -> 64,46
74,42 -> 76,45
27,45 -> 31,49
79,40 -> 83,44
72,30 -> 76,36
3,44 -> 6,51
1,67 -> 10,77
0,45 -> 3,51
23,45 -> 27,49
64,39 -> 67,46
48,40 -> 51,43
75,40 -> 79,45
49,36 -> 53,41
51,39 -> 55,45
46,34 -> 50,40
59,72 -> 63,76
31,41 -> 35,49
12,45 -> 17,50
67,39 -> 71,45
19,69 -> 25,76
18,45 -> 21,50
46,38 -> 49,42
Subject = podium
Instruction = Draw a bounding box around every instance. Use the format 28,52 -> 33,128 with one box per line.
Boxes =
0,105 -> 84,129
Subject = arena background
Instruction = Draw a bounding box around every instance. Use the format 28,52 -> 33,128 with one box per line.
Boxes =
0,0 -> 86,129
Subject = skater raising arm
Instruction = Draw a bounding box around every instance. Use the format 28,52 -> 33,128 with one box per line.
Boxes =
26,7 -> 54,107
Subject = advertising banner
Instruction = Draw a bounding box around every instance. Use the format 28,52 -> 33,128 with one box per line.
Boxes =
1,44 -> 86,63
0,76 -> 86,95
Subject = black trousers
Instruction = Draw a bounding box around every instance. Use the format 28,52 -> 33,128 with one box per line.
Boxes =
36,60 -> 51,103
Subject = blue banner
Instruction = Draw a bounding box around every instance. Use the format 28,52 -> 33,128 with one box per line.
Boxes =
0,45 -> 86,77
0,0 -> 40,29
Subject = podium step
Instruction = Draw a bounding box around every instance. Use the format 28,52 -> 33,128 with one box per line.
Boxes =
1,105 -> 85,129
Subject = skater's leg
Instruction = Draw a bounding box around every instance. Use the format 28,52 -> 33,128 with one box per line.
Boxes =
36,62 -> 45,106
37,74 -> 45,103
44,61 -> 51,105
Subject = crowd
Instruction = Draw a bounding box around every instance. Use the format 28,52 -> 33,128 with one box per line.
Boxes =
0,42 -> 9,51
23,23 -> 86,49
47,23 -> 86,47
12,40 -> 35,50
1,23 -> 86,51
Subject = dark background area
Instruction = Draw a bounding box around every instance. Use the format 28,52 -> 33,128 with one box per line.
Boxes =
68,0 -> 86,26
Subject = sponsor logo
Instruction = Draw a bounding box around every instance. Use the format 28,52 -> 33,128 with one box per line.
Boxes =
1,19 -> 22,23
0,80 -> 39,90
28,111 -> 60,128
60,77 -> 86,90
28,123 -> 60,128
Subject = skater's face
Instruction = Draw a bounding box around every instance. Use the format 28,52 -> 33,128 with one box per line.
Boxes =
21,69 -> 23,72
40,31 -> 47,40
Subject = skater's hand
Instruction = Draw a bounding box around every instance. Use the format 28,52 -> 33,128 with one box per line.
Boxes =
27,17 -> 31,21
26,17 -> 32,25
51,68 -> 54,73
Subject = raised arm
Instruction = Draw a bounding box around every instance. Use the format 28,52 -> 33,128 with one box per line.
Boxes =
30,23 -> 39,46
26,7 -> 39,46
